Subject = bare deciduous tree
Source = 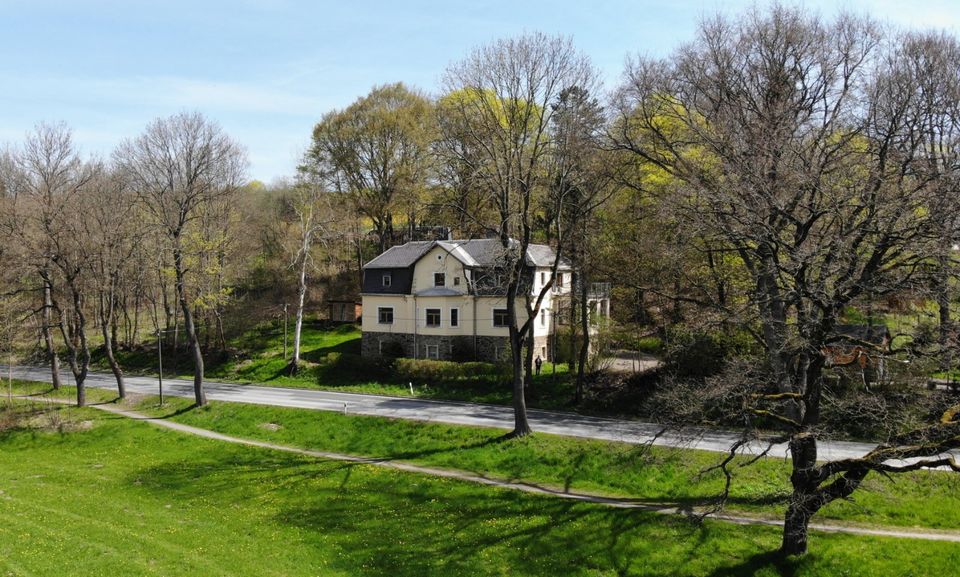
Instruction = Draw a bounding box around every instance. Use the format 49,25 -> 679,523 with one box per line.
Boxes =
82,167 -> 143,398
6,124 -> 94,404
115,112 -> 247,406
614,7 -> 960,556
439,33 -> 597,436
283,175 -> 341,375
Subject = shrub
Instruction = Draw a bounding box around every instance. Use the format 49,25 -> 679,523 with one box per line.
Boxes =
636,336 -> 664,354
393,358 -> 508,386
662,327 -> 754,380
316,352 -> 391,383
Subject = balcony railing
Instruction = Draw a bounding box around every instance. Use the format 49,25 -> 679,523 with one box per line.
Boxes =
553,281 -> 611,298
589,282 -> 611,298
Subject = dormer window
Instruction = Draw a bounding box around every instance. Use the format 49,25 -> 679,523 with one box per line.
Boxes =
382,273 -> 392,287
434,272 -> 446,287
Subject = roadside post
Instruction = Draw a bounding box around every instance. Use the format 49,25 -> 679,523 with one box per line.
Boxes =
156,330 -> 165,406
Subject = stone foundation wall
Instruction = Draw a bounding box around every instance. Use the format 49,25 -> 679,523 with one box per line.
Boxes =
362,332 -> 415,359
362,331 -> 511,363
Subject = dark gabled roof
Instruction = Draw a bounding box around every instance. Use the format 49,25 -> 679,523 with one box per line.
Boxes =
832,324 -> 891,346
525,243 -> 568,267
362,238 -> 570,270
363,242 -> 435,269
441,239 -> 505,267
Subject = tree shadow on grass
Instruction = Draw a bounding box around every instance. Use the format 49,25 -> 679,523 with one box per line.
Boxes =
126,444 -> 804,577
152,403 -> 201,419
706,551 -> 803,577
381,431 -> 515,462
301,339 -> 362,363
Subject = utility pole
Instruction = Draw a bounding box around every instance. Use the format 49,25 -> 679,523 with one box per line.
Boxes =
283,303 -> 289,361
7,349 -> 12,405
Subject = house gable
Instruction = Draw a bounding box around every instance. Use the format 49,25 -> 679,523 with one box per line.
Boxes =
411,245 -> 470,295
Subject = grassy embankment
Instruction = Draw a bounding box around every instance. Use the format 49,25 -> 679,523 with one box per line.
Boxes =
2,395 -> 959,576
10,380 -> 960,532
101,321 -> 579,409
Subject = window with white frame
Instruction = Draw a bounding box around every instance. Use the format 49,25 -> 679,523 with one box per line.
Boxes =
450,308 -> 459,327
425,308 -> 441,327
382,273 -> 392,287
556,273 -> 564,287
378,307 -> 393,324
540,308 -> 546,327
425,344 -> 439,359
493,308 -> 509,327
540,271 -> 546,286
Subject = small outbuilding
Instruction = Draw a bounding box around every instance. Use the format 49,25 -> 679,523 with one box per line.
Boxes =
328,299 -> 362,323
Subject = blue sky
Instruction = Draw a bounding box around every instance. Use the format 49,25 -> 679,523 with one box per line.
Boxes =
2,0 -> 958,183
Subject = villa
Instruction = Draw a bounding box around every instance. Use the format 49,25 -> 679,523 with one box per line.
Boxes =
359,238 -> 610,362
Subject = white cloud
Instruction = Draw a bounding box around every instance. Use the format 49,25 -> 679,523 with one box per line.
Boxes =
0,72 -> 332,117
102,75 -> 330,116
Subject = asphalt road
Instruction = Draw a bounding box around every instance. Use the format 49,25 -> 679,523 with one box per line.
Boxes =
2,365 -> 892,461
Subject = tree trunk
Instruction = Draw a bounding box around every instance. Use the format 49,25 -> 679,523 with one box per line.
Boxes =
160,267 -> 173,333
52,289 -> 83,405
290,256 -> 308,375
523,322 -> 534,390
70,283 -> 90,407
781,433 -> 818,556
101,282 -> 125,398
110,300 -> 119,354
174,245 -> 206,406
568,275 -> 578,374
171,295 -> 180,374
576,273 -> 590,404
937,260 -> 952,373
132,291 -> 141,349
41,280 -> 63,390
507,290 -> 531,437
781,501 -> 814,556
510,330 -> 532,437
53,277 -> 90,408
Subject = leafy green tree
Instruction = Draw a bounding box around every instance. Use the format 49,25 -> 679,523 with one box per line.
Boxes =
306,83 -> 435,254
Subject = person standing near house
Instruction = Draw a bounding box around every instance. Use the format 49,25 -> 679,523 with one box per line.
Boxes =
535,356 -> 543,376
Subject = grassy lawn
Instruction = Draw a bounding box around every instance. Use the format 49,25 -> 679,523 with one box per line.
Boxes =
126,396 -> 960,531
12,380 -> 960,532
1,399 -> 958,576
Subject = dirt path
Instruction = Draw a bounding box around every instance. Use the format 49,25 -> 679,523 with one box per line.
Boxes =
31,396 -> 960,544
